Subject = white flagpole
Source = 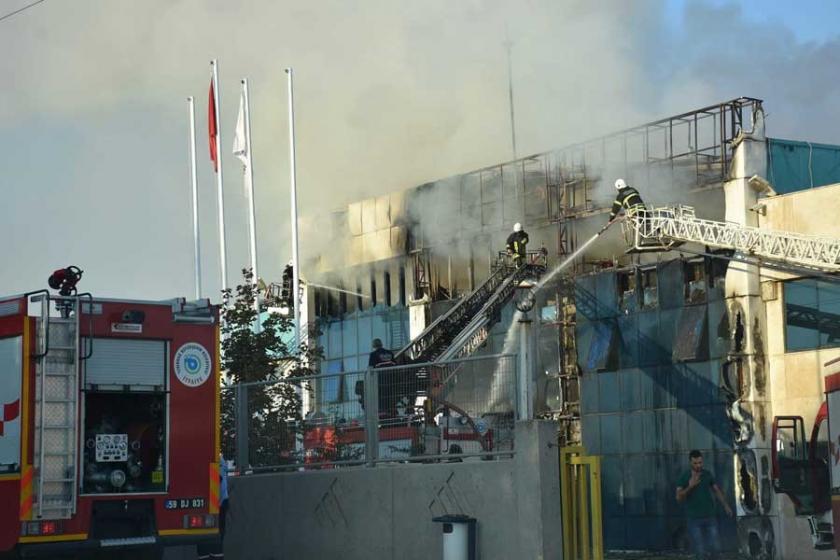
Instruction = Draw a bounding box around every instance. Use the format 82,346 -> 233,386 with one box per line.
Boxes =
242,78 -> 261,332
187,96 -> 202,300
285,68 -> 301,353
211,59 -> 229,295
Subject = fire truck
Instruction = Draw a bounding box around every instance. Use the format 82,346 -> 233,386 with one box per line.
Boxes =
0,268 -> 221,559
772,355 -> 840,554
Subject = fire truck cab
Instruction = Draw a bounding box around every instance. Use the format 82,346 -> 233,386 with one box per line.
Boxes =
771,356 -> 840,553
0,288 -> 221,559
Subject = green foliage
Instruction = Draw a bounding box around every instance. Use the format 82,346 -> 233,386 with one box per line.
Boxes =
220,268 -> 321,468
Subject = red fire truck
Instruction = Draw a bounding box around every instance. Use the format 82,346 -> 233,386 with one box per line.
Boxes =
0,278 -> 221,558
772,356 -> 840,554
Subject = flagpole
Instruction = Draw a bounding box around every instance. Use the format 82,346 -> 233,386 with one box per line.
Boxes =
187,96 -> 202,300
211,59 -> 229,295
242,78 -> 261,332
285,68 -> 301,353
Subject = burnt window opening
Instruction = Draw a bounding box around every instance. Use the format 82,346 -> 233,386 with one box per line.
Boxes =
314,288 -> 323,317
399,266 -> 407,306
641,267 -> 658,309
370,274 -> 377,308
326,288 -> 338,318
684,260 -> 707,304
617,270 -> 638,313
339,287 -> 347,316
733,312 -> 745,353
384,271 -> 392,307
356,282 -> 364,311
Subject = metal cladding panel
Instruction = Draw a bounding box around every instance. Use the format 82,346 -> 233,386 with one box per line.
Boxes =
620,368 -> 641,412
600,456 -> 624,517
598,371 -> 620,413
637,310 -> 662,367
84,338 -> 166,386
657,260 -> 684,310
580,374 -> 598,415
623,454 -> 648,514
586,320 -> 616,372
652,365 -> 675,410
595,273 -> 618,318
707,300 -> 729,359
617,314 -> 639,369
576,318 -> 594,371
657,309 -> 679,365
575,276 -> 598,321
580,414 -> 600,454
600,414 -> 622,454
604,516 -> 626,550
622,412 -> 644,454
673,305 -> 708,362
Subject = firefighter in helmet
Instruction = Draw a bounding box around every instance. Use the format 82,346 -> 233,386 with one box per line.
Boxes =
506,222 -> 529,265
608,178 -> 646,224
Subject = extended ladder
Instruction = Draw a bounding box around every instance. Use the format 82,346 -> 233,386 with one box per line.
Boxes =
30,294 -> 89,519
394,251 -> 547,364
627,205 -> 840,273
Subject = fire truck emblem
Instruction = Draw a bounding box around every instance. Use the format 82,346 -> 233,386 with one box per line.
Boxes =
174,343 -> 212,388
0,399 -> 20,436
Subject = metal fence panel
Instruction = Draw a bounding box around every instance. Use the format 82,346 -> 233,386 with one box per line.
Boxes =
221,354 -> 517,472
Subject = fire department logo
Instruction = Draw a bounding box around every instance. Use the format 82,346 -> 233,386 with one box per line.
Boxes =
174,343 -> 212,388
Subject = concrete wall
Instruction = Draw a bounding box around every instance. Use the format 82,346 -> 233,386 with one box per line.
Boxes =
224,421 -> 562,560
759,182 -> 840,560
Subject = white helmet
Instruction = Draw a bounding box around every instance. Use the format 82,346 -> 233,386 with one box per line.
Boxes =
614,178 -> 627,191
513,222 -> 522,233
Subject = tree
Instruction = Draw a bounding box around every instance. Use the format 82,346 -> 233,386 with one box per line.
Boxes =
220,268 -> 321,469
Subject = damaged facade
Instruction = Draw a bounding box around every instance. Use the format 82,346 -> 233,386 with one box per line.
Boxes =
301,98 -> 840,558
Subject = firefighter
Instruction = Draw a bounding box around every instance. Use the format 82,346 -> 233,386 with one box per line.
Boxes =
368,338 -> 394,368
369,339 -> 399,417
608,178 -> 646,224
506,222 -> 529,265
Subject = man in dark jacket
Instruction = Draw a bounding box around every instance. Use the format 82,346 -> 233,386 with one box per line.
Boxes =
506,222 -> 529,264
608,178 -> 646,223
368,339 -> 399,417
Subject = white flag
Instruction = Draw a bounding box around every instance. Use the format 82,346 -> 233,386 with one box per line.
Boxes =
232,90 -> 250,195
232,92 -> 248,165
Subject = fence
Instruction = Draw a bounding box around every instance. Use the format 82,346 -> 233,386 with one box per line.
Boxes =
221,353 -> 519,473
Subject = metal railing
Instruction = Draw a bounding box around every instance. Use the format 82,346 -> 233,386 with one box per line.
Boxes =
221,354 -> 518,473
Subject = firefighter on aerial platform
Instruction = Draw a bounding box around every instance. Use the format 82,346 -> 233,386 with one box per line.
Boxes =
368,339 -> 400,418
608,178 -> 646,224
609,178 -> 650,243
506,222 -> 529,265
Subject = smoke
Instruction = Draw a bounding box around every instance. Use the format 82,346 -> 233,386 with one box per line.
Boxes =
0,1 -> 838,298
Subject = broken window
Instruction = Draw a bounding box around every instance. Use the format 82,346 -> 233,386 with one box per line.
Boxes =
617,270 -> 637,313
784,279 -> 840,352
684,260 -> 707,304
641,267 -> 658,309
384,271 -> 392,306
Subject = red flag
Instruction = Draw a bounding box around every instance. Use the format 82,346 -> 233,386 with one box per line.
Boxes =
209,80 -> 218,173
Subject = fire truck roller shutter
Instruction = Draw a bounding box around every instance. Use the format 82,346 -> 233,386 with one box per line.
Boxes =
84,339 -> 166,389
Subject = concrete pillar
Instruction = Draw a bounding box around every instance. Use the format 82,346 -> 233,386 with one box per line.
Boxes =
722,109 -> 778,557
514,420 -> 563,560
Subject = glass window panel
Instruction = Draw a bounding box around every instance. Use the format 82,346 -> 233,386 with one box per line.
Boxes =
785,280 -> 820,352
818,280 -> 840,348
0,337 -> 22,473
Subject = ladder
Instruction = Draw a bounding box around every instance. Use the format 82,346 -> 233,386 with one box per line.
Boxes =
394,251 -> 547,364
31,294 -> 86,519
627,205 -> 840,273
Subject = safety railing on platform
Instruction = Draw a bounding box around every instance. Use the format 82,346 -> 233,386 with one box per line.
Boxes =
221,353 -> 518,473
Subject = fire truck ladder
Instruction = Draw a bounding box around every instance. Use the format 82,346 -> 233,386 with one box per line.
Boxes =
30,293 -> 91,519
394,251 -> 547,364
627,205 -> 840,273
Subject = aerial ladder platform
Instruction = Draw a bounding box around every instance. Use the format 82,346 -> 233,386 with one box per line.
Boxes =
625,205 -> 840,273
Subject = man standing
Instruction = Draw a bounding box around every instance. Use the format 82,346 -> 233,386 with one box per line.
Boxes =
675,449 -> 733,559
506,222 -> 529,264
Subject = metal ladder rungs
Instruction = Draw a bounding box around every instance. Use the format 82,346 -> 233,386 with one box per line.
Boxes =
43,452 -> 75,457
48,345 -> 77,351
48,318 -> 77,324
42,477 -> 75,483
43,372 -> 75,377
42,425 -> 75,430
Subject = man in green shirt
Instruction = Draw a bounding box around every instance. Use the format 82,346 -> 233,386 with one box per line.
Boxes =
675,450 -> 733,559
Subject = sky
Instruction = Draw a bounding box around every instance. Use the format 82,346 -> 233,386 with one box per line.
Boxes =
1,0 -> 839,301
